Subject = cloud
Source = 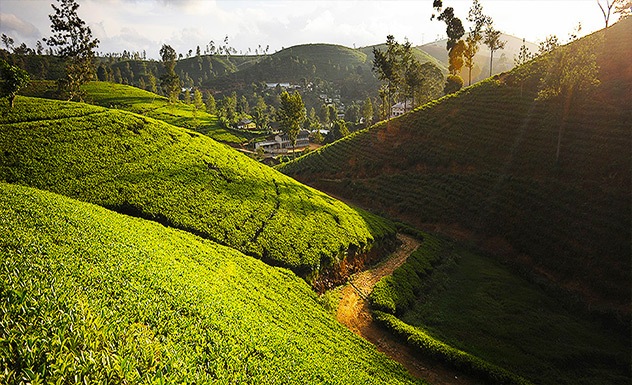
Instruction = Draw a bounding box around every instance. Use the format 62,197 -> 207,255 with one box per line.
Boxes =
0,13 -> 41,39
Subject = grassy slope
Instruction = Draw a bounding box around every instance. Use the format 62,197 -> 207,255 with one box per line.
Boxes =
0,182 -> 421,385
278,19 -> 632,312
80,81 -> 262,145
371,233 -> 630,385
0,96 -> 395,279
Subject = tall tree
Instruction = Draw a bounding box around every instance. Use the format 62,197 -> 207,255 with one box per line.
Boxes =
537,38 -> 600,163
325,120 -> 349,143
538,35 -> 560,55
372,35 -> 402,117
597,0 -> 621,27
432,1 -> 465,93
252,96 -> 269,130
159,44 -> 180,103
403,55 -> 424,108
327,104 -> 338,125
219,92 -> 237,127
0,59 -> 30,108
205,92 -> 217,115
362,97 -> 373,127
277,91 -> 306,158
193,89 -> 203,111
483,23 -> 506,77
514,38 -> 533,66
44,0 -> 99,101
319,103 -> 331,128
463,0 -> 491,85
1,34 -> 14,50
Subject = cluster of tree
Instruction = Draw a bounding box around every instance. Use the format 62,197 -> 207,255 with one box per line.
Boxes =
431,0 -> 505,93
0,59 -> 30,108
371,36 -> 444,118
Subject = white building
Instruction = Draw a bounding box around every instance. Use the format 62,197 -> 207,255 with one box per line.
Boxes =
390,100 -> 413,118
255,130 -> 311,154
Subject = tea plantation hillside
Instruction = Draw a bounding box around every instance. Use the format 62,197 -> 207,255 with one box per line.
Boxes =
0,182 -> 421,384
17,80 -> 255,145
78,81 -> 260,146
369,232 -> 630,385
0,96 -> 396,284
279,19 -> 632,317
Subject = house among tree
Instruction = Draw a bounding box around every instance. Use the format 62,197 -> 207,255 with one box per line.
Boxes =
237,118 -> 256,130
254,129 -> 310,154
390,100 -> 413,118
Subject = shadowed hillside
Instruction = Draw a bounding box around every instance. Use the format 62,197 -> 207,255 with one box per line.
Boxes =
279,18 -> 632,318
0,97 -> 396,286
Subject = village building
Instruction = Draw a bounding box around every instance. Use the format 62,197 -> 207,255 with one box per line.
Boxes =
254,129 -> 311,154
390,100 -> 413,118
237,118 -> 256,130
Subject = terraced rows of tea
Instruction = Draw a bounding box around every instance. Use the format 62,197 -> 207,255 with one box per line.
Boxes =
80,81 -> 259,145
279,19 -> 631,315
0,182 -> 420,384
0,96 -> 396,281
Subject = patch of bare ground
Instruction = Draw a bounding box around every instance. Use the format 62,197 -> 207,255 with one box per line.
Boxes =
336,233 -> 483,385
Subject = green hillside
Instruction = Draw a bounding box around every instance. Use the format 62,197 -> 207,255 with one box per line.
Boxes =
80,81 -> 261,145
0,182 -> 420,384
0,96 -> 396,285
211,44 -> 369,85
279,19 -> 631,317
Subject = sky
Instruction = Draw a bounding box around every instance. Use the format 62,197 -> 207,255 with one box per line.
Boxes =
0,0 -> 621,59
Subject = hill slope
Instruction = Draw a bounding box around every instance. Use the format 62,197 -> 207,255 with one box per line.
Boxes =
0,182 -> 420,384
0,96 -> 396,284
80,81 -> 261,145
279,19 -> 632,315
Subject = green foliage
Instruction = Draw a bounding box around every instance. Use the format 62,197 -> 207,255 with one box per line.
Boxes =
0,182 -> 421,385
44,0 -> 99,101
443,73 -> 463,94
370,238 -> 441,314
325,120 -> 350,143
278,25 -> 632,310
537,38 -> 600,101
277,90 -> 306,149
0,96 -> 396,279
483,25 -> 506,77
0,59 -> 30,108
80,81 -> 255,144
371,232 -> 631,384
159,44 -> 180,102
373,312 -> 531,385
280,25 -> 632,383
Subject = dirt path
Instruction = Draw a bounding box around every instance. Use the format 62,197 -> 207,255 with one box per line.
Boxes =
336,233 -> 481,385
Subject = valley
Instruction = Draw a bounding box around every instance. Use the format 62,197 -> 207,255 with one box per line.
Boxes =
1,1 -> 630,384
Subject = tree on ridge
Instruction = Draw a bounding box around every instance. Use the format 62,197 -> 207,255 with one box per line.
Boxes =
432,0 -> 465,93
44,0 -> 99,101
0,59 -> 30,108
483,23 -> 506,77
277,90 -> 306,158
463,0 -> 491,85
159,44 -> 180,103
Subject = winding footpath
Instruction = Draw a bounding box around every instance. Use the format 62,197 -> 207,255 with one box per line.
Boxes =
336,233 -> 481,385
